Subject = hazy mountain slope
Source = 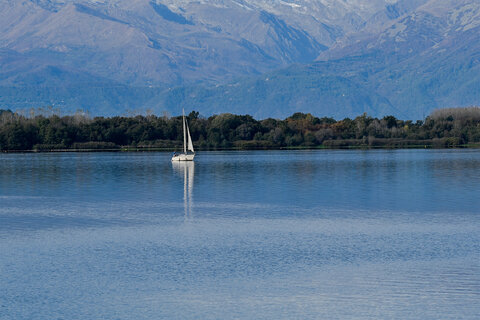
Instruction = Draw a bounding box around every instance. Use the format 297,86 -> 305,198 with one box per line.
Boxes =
0,0 -> 332,113
163,0 -> 398,45
373,10 -> 480,118
144,0 -> 480,119
0,0 -> 325,86
0,0 -> 478,119
324,0 -> 480,118
145,57 -> 401,119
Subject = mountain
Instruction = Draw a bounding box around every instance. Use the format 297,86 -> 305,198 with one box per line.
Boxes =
0,0 -> 479,119
317,0 -> 480,118
150,0 -> 480,119
0,0 -> 331,113
0,0 -> 329,86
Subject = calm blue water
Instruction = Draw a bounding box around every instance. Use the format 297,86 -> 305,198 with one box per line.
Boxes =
0,150 -> 479,319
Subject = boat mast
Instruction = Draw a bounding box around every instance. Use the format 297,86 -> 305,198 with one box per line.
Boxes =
183,108 -> 187,154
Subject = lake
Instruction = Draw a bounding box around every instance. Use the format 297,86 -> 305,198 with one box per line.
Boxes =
0,150 -> 479,319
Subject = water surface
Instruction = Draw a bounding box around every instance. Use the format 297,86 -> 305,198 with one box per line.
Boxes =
0,150 -> 479,319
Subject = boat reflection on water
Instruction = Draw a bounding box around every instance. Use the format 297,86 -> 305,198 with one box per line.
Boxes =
172,160 -> 195,220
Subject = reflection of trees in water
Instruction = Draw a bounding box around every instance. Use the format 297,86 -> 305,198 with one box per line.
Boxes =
172,161 -> 195,220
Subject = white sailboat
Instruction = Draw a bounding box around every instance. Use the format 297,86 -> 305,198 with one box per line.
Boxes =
171,109 -> 195,161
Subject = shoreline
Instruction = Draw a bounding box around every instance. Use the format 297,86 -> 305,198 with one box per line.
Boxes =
2,143 -> 480,153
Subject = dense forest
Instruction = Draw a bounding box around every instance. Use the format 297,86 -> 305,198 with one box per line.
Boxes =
1,107 -> 480,151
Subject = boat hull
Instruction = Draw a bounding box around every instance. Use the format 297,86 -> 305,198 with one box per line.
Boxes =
171,154 -> 195,161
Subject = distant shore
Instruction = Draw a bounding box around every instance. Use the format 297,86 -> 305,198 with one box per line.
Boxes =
2,107 -> 480,152
3,143 -> 480,153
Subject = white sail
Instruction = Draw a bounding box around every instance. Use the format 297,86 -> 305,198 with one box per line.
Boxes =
186,121 -> 194,153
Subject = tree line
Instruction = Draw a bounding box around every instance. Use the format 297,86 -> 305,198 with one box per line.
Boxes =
1,107 -> 480,151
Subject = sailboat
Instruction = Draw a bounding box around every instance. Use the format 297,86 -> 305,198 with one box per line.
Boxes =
171,109 -> 195,161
